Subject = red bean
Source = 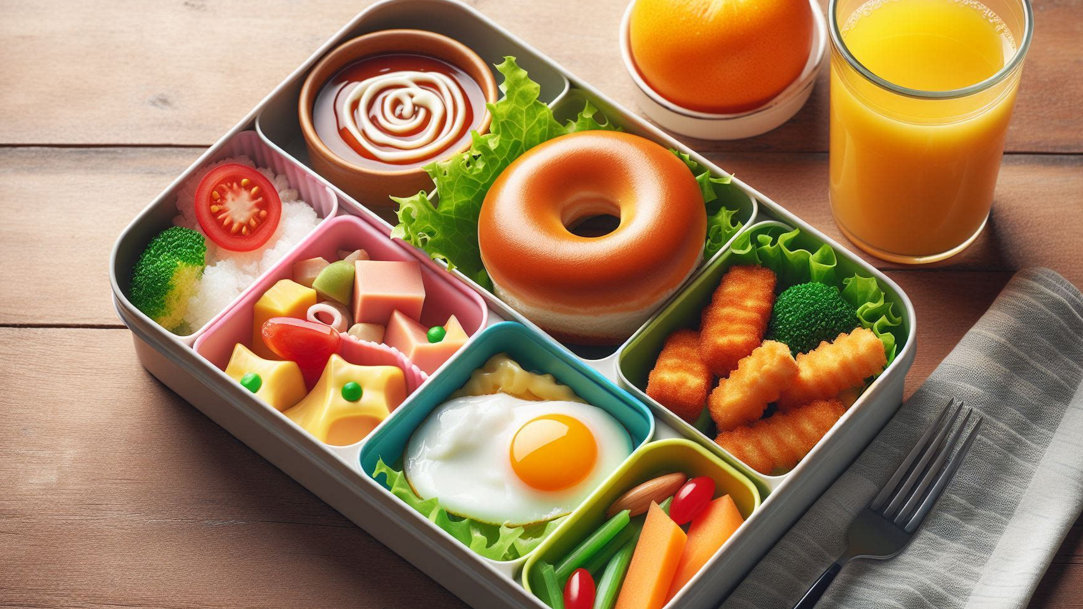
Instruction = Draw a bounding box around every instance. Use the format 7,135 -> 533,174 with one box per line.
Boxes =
563,568 -> 595,609
670,476 -> 716,525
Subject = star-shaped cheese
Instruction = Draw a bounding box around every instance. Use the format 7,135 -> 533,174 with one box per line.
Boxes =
252,279 -> 317,358
284,354 -> 407,446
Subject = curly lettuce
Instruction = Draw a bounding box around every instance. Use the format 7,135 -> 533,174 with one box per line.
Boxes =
373,458 -> 566,562
672,150 -> 744,258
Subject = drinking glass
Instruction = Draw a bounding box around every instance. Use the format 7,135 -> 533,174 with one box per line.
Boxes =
828,0 -> 1033,263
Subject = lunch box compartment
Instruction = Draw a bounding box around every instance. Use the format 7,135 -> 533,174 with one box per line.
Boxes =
112,130 -> 339,344
193,214 -> 488,382
617,221 -> 912,490
522,438 -> 761,607
359,321 -> 655,567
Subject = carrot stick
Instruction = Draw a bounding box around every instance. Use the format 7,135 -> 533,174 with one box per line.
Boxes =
613,503 -> 687,609
665,495 -> 745,602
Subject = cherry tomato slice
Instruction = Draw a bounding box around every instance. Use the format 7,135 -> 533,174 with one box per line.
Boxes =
563,568 -> 595,609
261,317 -> 340,389
669,476 -> 716,525
194,163 -> 282,251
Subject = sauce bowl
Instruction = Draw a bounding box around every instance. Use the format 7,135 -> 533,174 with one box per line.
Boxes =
299,29 -> 497,208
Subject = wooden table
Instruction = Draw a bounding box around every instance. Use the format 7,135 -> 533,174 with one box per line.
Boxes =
2,0 -> 1080,607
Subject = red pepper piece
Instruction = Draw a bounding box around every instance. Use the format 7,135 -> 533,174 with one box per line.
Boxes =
261,317 -> 341,389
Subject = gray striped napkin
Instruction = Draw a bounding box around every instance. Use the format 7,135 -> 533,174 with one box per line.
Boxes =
721,268 -> 1083,609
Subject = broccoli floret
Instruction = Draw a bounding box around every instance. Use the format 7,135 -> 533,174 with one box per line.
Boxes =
129,226 -> 206,332
767,281 -> 858,355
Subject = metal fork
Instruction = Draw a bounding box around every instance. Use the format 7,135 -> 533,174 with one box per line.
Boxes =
793,398 -> 984,608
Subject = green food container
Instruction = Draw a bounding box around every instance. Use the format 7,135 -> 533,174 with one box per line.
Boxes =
618,221 -> 909,488
522,438 -> 761,606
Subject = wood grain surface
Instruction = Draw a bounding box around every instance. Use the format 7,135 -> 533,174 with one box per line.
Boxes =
2,0 -> 1081,608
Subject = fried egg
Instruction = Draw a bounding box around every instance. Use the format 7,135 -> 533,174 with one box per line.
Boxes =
403,393 -> 632,526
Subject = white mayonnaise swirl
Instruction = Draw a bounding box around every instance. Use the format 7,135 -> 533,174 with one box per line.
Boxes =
337,70 -> 467,163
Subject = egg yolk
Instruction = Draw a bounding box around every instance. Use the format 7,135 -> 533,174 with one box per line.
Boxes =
510,414 -> 598,492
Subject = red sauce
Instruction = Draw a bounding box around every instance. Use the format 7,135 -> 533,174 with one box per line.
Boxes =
312,53 -> 487,170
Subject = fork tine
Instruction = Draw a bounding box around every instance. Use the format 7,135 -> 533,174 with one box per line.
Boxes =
901,415 -> 983,533
881,402 -> 966,519
870,398 -> 957,511
870,398 -> 960,513
892,407 -> 973,527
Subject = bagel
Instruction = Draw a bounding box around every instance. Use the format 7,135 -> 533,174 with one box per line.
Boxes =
478,130 -> 707,344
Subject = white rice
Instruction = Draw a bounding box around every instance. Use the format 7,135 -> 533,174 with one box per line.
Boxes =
172,156 -> 320,333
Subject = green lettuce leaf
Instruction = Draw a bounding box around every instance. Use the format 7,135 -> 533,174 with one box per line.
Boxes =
730,228 -> 904,363
672,150 -> 744,258
391,57 -> 617,289
372,458 -> 566,562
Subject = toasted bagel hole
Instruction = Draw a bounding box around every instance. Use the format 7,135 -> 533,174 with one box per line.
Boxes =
562,197 -> 621,238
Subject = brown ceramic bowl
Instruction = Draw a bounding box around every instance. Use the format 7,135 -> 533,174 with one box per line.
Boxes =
299,29 -> 497,208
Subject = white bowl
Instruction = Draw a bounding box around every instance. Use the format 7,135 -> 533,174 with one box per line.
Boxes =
619,0 -> 828,140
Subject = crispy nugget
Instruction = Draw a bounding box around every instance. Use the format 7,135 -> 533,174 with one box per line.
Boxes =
647,329 -> 713,423
715,399 -> 846,475
708,340 -> 797,432
777,327 -> 887,411
699,266 -> 777,377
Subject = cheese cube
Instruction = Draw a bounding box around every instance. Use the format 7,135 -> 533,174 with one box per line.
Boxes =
252,279 -> 317,358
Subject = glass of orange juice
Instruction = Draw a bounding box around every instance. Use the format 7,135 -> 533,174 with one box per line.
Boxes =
828,0 -> 1033,263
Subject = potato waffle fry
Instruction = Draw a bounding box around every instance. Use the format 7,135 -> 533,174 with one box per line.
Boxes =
715,398 -> 846,475
708,340 -> 797,432
699,265 -> 777,376
777,326 -> 886,410
647,329 -> 712,423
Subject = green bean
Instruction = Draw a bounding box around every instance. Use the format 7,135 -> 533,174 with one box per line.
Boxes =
581,495 -> 674,575
581,518 -> 642,575
592,538 -> 636,609
538,561 -> 565,609
555,509 -> 631,582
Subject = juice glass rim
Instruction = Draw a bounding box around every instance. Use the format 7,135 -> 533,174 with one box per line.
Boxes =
828,0 -> 1034,100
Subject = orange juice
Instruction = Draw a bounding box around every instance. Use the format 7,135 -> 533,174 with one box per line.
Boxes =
828,0 -> 1029,263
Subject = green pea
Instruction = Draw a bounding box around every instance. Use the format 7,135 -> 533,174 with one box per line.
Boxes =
240,372 -> 262,393
426,325 -> 447,343
341,381 -> 363,402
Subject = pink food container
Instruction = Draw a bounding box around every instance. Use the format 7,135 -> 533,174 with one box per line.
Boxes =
194,213 -> 489,394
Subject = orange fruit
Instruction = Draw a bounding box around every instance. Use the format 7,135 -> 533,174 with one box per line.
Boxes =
629,0 -> 814,114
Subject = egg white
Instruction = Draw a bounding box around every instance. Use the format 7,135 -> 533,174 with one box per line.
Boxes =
403,393 -> 632,526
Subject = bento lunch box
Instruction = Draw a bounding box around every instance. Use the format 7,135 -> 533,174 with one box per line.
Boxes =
108,1 -> 917,608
